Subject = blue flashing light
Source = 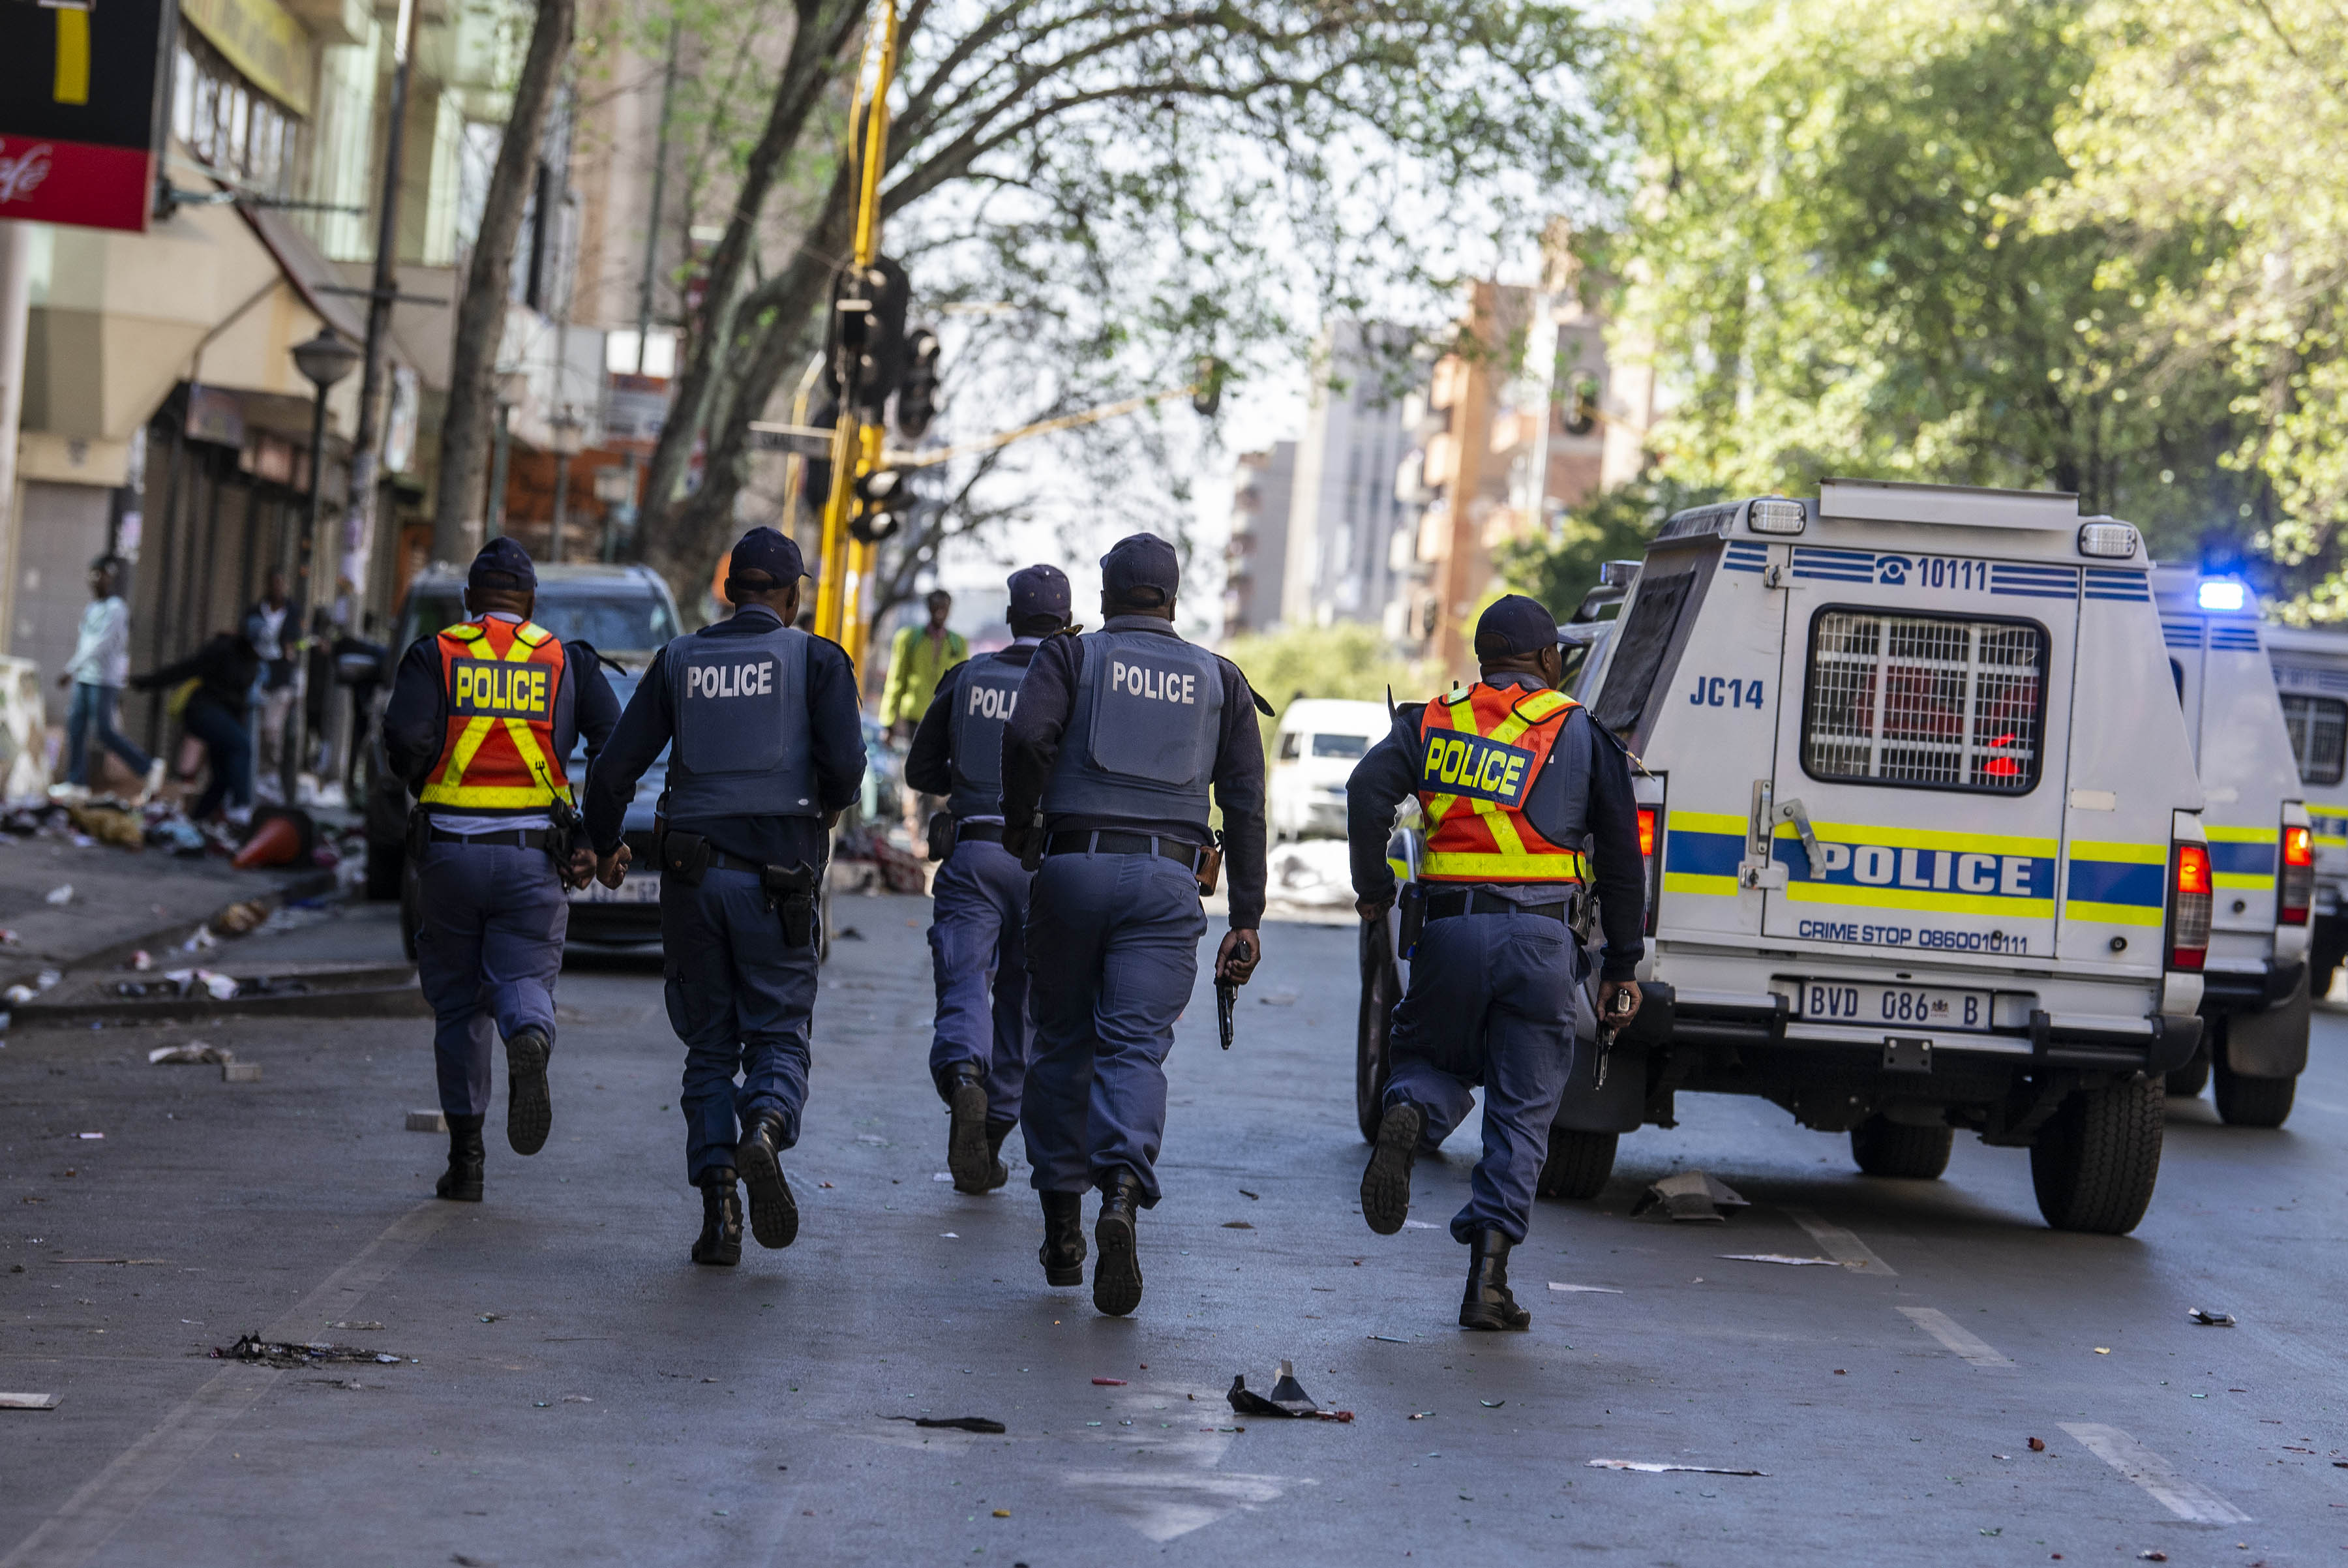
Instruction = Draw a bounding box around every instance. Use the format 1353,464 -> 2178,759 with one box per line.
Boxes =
2197,579 -> 2248,612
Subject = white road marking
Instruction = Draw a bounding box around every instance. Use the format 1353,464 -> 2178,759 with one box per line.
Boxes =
2295,1095 -> 2348,1117
1061,1470 -> 1299,1541
1897,1306 -> 2013,1367
1783,1209 -> 1897,1274
0,1202 -> 454,1568
1548,1282 -> 1624,1293
2059,1423 -> 2251,1524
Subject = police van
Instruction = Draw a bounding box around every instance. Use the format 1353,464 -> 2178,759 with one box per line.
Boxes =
1514,479 -> 2204,1235
2261,622 -> 2348,995
2151,569 -> 2311,1127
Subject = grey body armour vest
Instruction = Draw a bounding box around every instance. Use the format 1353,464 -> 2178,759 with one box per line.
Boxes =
660,619 -> 817,820
944,652 -> 1027,818
1041,629 -> 1224,826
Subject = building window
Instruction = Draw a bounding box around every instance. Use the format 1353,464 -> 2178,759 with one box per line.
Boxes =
172,31 -> 303,200
1801,609 -> 2047,794
2282,693 -> 2348,787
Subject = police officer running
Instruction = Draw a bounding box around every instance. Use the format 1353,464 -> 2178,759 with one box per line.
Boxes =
1001,534 -> 1266,1317
904,565 -> 1072,1193
1345,594 -> 1644,1330
584,528 -> 865,1267
383,538 -> 620,1204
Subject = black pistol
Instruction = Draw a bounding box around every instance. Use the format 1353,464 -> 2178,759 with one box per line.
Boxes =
1216,934 -> 1254,1051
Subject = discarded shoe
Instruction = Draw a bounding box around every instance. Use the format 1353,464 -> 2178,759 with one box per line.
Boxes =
693,1168 -> 743,1266
504,1027 -> 551,1155
1093,1170 -> 1145,1316
1361,1100 -> 1422,1235
735,1111 -> 799,1249
1039,1191 -> 1085,1286
945,1066 -> 990,1193
1459,1226 -> 1531,1331
435,1113 -> 485,1203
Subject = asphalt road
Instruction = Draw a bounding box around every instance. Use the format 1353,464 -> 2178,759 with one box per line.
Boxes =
3,890 -> 2343,1565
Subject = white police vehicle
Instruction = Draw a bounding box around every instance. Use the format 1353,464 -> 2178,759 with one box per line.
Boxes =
2150,569 -> 2311,1127
1517,479 -> 2204,1235
2261,622 -> 2348,995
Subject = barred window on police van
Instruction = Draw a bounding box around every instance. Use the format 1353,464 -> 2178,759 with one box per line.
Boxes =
2282,693 -> 2348,787
1801,610 -> 2048,794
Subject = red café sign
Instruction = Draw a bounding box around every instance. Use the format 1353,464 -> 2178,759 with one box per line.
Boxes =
0,0 -> 175,235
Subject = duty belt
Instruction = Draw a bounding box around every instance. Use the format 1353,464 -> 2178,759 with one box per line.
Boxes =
429,826 -> 552,851
1044,828 -> 1205,871
952,821 -> 1006,845
700,847 -> 772,875
1423,887 -> 1574,925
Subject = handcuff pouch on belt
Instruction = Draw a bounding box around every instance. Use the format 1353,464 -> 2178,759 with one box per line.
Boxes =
925,811 -> 956,862
659,828 -> 712,884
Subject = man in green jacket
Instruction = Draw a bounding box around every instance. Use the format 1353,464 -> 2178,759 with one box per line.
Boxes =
881,589 -> 967,836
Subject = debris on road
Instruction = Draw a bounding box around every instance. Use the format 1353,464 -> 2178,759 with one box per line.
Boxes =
1,1392 -> 61,1410
328,1321 -> 384,1331
213,899 -> 270,935
1401,1219 -> 1439,1229
1479,1400 -> 1505,1409
1632,1170 -> 1749,1222
127,950 -> 151,971
2187,1308 -> 2236,1327
148,1042 -> 234,1066
1222,1221 -> 1254,1229
1409,1411 -> 1434,1420
44,884 -> 72,906
1227,1361 -> 1353,1421
1239,1189 -> 1259,1199
1366,1335 -> 1411,1344
1548,1282 -> 1625,1294
1720,1254 -> 1841,1267
1091,1378 -> 1127,1386
1587,1458 -> 1768,1476
2137,1553 -> 2167,1562
213,1335 -> 412,1368
407,1111 -> 447,1133
882,1415 -> 1006,1433
2028,1437 -> 2047,1451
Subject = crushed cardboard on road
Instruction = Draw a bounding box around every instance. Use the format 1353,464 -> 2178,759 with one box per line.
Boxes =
1587,1458 -> 1767,1476
1227,1361 -> 1353,1421
1632,1171 -> 1749,1223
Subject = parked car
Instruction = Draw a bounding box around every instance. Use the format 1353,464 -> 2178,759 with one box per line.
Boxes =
1269,699 -> 1387,841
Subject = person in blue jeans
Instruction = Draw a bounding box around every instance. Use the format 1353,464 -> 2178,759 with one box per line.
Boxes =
53,556 -> 164,802
130,629 -> 261,823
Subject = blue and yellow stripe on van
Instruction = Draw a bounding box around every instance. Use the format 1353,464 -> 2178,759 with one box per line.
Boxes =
2064,840 -> 2169,927
2311,811 -> 2348,854
1662,810 -> 1747,896
1768,821 -> 2058,920
2202,824 -> 2278,892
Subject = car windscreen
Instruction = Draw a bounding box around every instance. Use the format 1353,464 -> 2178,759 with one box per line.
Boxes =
400,592 -> 679,654
1310,733 -> 1369,759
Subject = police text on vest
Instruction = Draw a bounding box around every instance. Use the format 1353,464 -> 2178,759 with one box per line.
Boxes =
1111,661 -> 1196,704
967,683 -> 1017,719
687,661 -> 776,699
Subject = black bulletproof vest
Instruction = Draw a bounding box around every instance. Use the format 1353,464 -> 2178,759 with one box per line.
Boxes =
660,618 -> 817,819
1041,629 -> 1224,825
944,651 -> 1027,817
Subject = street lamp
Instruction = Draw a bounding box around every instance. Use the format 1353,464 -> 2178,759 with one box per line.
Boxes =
288,327 -> 361,801
548,406 -> 584,564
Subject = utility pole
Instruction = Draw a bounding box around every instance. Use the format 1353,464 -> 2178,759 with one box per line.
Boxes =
619,13 -> 681,562
343,0 -> 422,612
0,223 -> 31,661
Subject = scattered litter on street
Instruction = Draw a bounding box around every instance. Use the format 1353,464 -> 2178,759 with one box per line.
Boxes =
74,1132 -> 102,1140
1587,1458 -> 1768,1476
213,899 -> 270,935
1226,1361 -> 1352,1421
1631,1171 -> 1749,1222
1238,1189 -> 1259,1199
931,1172 -> 954,1182
2028,1437 -> 2047,1451
0,1393 -> 61,1410
181,925 -> 218,953
2187,1308 -> 2236,1326
882,1415 -> 1005,1433
1401,1219 -> 1439,1229
1548,1282 -> 1625,1293
407,1111 -> 447,1133
1479,1400 -> 1505,1409
1719,1254 -> 1841,1267
126,950 -> 151,971
1222,1220 -> 1254,1229
1091,1378 -> 1127,1385
1409,1410 -> 1434,1420
327,1321 -> 384,1331
1366,1335 -> 1411,1344
213,1335 -> 413,1368
43,884 -> 72,906
2137,1553 -> 2167,1562
148,1042 -> 234,1066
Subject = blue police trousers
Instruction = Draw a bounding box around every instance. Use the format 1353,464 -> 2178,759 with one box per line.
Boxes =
1384,908 -> 1585,1244
662,864 -> 818,1187
927,836 -> 1032,1130
414,841 -> 567,1120
1021,848 -> 1207,1205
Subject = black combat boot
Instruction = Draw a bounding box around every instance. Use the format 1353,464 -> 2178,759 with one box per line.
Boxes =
981,1123 -> 1014,1193
945,1065 -> 991,1194
1459,1227 -> 1531,1331
1039,1192 -> 1085,1286
734,1111 -> 800,1250
692,1169 -> 743,1267
504,1027 -> 552,1156
434,1114 -> 485,1203
1361,1101 -> 1424,1235
1092,1169 -> 1146,1317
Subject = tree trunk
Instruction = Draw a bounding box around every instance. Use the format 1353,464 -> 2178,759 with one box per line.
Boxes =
431,0 -> 578,563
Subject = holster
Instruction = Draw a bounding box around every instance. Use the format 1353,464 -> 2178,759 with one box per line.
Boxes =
762,861 -> 818,948
659,829 -> 710,887
1195,835 -> 1223,897
926,811 -> 956,862
404,806 -> 431,860
1396,882 -> 1426,959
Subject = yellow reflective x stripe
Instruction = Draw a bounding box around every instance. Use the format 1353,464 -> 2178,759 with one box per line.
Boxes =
1422,699 -> 1483,827
1422,851 -> 1588,881
434,632 -> 539,791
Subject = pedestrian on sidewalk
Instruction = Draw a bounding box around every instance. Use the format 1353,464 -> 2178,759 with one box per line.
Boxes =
382,538 -> 620,1206
586,528 -> 865,1267
905,564 -> 1070,1194
881,589 -> 965,839
128,626 -> 262,824
53,555 -> 164,804
245,569 -> 296,802
1000,534 -> 1267,1318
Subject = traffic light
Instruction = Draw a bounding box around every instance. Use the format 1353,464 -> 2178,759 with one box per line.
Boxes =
896,327 -> 941,440
849,466 -> 908,543
1190,355 -> 1226,417
828,256 -> 910,420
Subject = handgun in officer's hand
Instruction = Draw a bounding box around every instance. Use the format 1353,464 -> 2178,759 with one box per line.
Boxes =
1214,931 -> 1256,1051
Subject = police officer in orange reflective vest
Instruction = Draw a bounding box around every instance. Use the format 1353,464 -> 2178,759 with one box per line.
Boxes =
1344,594 -> 1645,1330
384,539 -> 620,1205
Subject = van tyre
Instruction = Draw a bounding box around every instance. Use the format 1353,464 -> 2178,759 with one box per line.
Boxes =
2028,1076 -> 2163,1235
2210,1059 -> 2296,1128
2163,1043 -> 2210,1100
1535,1128 -> 1617,1200
1850,1116 -> 1953,1180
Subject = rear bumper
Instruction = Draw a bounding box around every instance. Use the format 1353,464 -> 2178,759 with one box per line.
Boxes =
2197,959 -> 2305,1016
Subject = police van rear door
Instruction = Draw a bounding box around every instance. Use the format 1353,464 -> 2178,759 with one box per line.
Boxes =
1758,492 -> 2079,972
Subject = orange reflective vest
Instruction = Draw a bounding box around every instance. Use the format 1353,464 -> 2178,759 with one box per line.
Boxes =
1415,682 -> 1590,884
417,618 -> 570,814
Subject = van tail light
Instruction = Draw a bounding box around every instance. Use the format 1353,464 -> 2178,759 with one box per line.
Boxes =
1637,805 -> 1661,936
2169,842 -> 2212,971
2280,822 -> 2313,927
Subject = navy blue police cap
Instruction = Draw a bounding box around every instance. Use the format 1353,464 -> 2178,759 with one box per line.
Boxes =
1473,594 -> 1560,660
468,536 -> 537,591
1100,532 -> 1181,605
728,526 -> 806,585
1007,563 -> 1072,620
